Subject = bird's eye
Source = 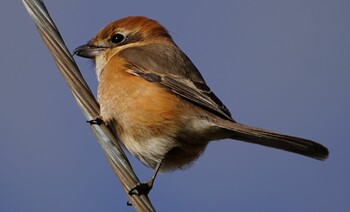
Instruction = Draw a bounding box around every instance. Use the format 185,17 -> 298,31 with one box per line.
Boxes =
111,33 -> 125,44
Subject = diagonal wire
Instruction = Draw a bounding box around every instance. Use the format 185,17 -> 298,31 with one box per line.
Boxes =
22,0 -> 155,211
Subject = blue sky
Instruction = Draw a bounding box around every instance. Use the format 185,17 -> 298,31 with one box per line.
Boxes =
1,0 -> 349,211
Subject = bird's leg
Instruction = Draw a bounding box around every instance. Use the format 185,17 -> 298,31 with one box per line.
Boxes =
128,161 -> 162,196
86,116 -> 104,125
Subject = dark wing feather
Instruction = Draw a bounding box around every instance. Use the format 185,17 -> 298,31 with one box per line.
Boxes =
119,43 -> 234,121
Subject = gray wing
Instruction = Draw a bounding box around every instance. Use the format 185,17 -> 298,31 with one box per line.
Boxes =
119,43 -> 234,121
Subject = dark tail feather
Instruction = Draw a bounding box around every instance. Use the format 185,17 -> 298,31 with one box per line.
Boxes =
216,121 -> 329,160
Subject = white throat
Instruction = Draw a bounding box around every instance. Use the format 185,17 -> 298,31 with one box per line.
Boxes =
95,54 -> 108,81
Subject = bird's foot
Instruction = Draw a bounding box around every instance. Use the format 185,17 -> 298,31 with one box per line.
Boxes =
126,182 -> 153,206
86,116 -> 104,125
128,182 -> 153,196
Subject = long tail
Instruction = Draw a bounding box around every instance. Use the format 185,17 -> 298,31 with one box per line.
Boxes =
214,120 -> 329,160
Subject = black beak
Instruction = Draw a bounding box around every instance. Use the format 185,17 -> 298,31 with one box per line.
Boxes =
73,44 -> 106,59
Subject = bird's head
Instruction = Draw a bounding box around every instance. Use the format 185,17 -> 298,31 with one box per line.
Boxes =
74,16 -> 172,59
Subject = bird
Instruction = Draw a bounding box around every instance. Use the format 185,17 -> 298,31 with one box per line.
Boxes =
74,16 -> 329,196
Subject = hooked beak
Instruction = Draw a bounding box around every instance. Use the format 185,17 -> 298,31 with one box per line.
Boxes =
73,43 -> 106,59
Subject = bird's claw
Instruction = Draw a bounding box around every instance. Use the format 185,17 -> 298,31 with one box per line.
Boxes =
126,182 -> 153,206
86,117 -> 104,125
128,182 -> 153,196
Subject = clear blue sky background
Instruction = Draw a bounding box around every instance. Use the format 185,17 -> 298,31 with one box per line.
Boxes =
1,0 -> 349,211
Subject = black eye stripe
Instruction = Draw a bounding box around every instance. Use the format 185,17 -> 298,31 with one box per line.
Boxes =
111,33 -> 125,44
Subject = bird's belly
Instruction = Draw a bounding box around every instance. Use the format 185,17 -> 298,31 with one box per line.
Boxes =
119,120 -> 213,172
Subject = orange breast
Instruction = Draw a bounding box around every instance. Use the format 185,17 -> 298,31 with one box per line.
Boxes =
98,56 -> 184,140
